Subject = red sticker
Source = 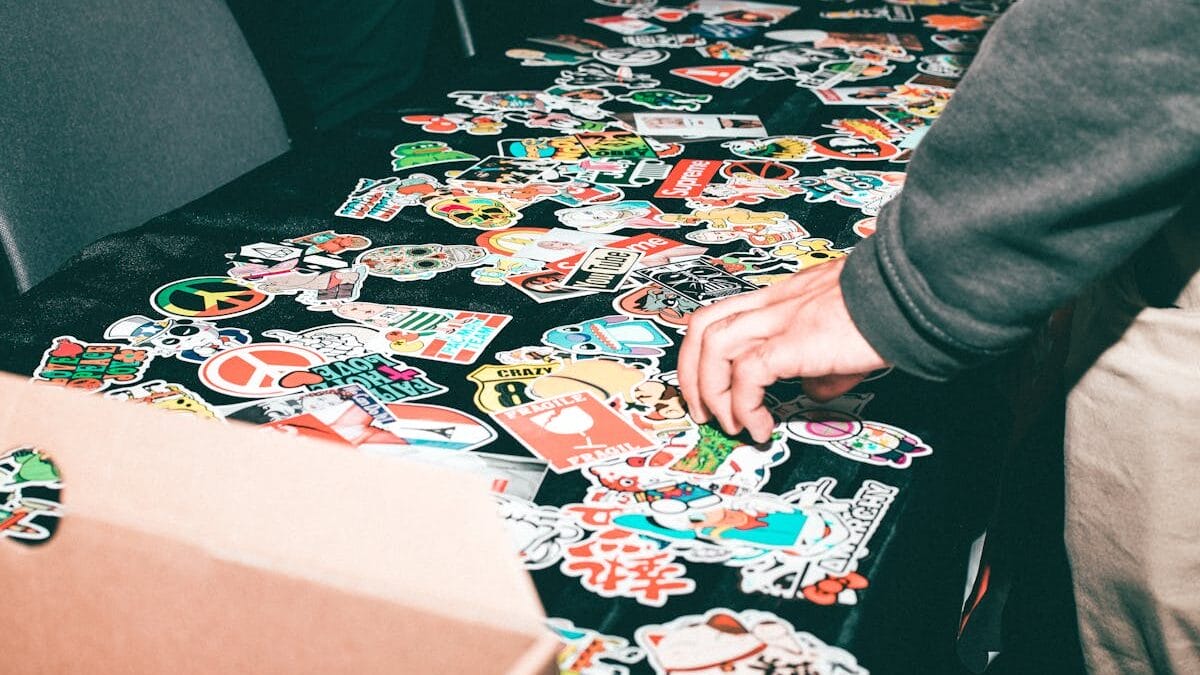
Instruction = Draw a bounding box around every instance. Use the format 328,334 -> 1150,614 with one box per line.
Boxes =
654,159 -> 722,199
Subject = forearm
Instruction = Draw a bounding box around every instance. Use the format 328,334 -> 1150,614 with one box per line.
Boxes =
841,0 -> 1200,380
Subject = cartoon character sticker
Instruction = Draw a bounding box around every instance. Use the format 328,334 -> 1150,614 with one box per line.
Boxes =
0,447 -> 63,545
548,618 -> 646,675
635,609 -> 867,675
616,89 -> 713,111
106,380 -> 220,420
776,393 -> 933,468
543,315 -> 673,358
104,315 -> 251,364
390,140 -> 478,170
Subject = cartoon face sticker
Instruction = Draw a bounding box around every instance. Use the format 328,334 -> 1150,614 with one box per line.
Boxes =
543,315 -> 673,357
355,244 -> 486,281
614,283 -> 700,332
103,314 -> 251,364
556,201 -> 670,233
722,136 -> 817,162
425,195 -> 524,230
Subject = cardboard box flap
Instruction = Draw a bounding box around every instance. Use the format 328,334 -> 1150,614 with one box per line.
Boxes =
0,374 -> 547,637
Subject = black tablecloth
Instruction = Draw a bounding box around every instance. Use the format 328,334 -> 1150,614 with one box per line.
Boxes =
0,3 -> 1015,672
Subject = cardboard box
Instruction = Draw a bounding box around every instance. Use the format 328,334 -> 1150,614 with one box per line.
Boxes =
0,374 -> 557,674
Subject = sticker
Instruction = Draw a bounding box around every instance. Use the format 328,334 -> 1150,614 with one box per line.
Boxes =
529,357 -> 647,402
336,175 -> 439,221
543,315 -> 673,357
549,232 -> 705,275
615,88 -> 712,112
635,608 -> 867,675
822,117 -> 902,141
225,239 -> 360,280
222,383 -> 394,426
449,155 -> 569,186
623,33 -> 707,48
390,140 -> 478,171
556,63 -> 661,90
566,158 -> 670,187
468,361 -> 561,414
771,238 -> 850,268
810,134 -> 901,161
424,194 -> 526,230
721,135 -> 817,161
633,258 -> 759,304
669,65 -> 750,88
327,302 -> 510,365
922,13 -> 991,31
470,254 -> 543,286
556,200 -> 673,233
244,265 -> 367,310
32,336 -> 153,393
585,15 -> 667,35
289,397 -> 496,454
633,113 -> 766,139
549,618 -> 646,675
278,353 -> 447,404
576,130 -> 658,159
688,0 -> 798,26
104,314 -> 251,364
261,324 -> 379,360
697,40 -> 757,61
356,244 -> 487,282
776,393 -> 932,468
497,496 -> 587,569
476,227 -> 551,255
822,6 -> 915,22
0,447 -> 63,544
931,32 -> 981,53
654,159 -> 721,198
505,269 -> 599,304
852,216 -> 877,238
449,89 -> 547,114
498,135 -> 590,161
814,85 -> 905,105
512,228 -> 623,264
505,48 -> 592,67
594,47 -> 671,67
107,380 -> 220,420
198,343 -> 327,399
493,391 -> 657,473
150,276 -> 272,320
918,53 -> 972,78
560,247 -> 643,292
614,283 -> 700,332
529,34 -> 610,55
400,112 -> 507,135
408,452 -> 547,500
561,524 -> 696,606
665,207 -> 807,246
794,167 -> 906,215
694,20 -> 760,40
550,181 -> 627,207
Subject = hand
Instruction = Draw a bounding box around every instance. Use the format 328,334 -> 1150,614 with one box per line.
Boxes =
677,257 -> 888,443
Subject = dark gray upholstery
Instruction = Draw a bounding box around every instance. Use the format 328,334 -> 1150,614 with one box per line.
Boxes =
0,0 -> 289,293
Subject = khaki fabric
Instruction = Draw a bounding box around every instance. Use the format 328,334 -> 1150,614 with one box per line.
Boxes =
1064,219 -> 1200,673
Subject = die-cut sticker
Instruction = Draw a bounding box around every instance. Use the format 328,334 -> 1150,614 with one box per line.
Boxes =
106,380 -> 220,420
633,258 -> 759,304
356,244 -> 487,282
199,343 -> 328,399
104,314 -> 251,364
770,238 -> 851,269
467,361 -> 562,414
497,495 -> 587,570
32,336 -> 153,393
400,113 -> 507,135
390,140 -> 478,170
261,323 -> 379,360
279,353 -> 447,404
150,276 -> 272,320
543,315 -> 674,358
776,393 -> 933,468
548,618 -> 646,675
594,47 -> 671,67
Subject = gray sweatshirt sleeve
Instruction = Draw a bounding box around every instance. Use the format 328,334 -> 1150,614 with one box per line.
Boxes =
839,0 -> 1200,380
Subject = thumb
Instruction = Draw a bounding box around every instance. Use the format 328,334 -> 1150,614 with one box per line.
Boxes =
801,373 -> 868,402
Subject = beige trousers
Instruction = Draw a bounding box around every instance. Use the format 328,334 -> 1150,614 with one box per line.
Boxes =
1065,224 -> 1200,673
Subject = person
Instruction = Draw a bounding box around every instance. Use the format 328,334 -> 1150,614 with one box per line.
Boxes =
676,0 -> 1200,672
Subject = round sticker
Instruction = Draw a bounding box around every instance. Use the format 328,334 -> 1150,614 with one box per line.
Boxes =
475,227 -> 550,255
199,343 -> 327,399
719,159 -> 800,181
786,409 -> 863,442
594,47 -> 671,67
150,276 -> 272,320
810,135 -> 900,162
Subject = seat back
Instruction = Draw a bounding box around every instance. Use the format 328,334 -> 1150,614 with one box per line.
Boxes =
0,0 -> 289,293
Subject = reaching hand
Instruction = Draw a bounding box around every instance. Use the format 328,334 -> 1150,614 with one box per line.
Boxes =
677,257 -> 888,443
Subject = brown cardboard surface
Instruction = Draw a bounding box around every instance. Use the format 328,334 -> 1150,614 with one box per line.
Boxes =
0,374 -> 556,673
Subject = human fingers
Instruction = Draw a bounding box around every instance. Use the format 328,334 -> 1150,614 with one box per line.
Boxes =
677,288 -> 774,423
802,373 -> 870,402
697,301 -> 797,435
729,340 -> 786,443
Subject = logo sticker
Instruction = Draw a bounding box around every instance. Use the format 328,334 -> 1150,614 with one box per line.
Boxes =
632,259 -> 759,304
198,343 -> 328,399
150,276 -> 272,320
560,247 -> 643,293
468,361 -> 562,414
